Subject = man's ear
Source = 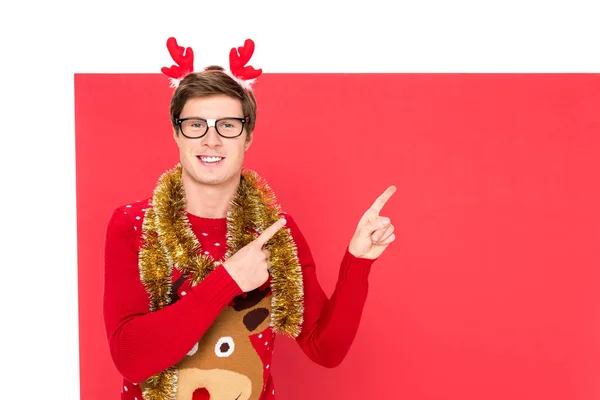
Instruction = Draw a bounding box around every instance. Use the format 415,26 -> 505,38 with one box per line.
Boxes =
244,135 -> 253,152
173,127 -> 180,146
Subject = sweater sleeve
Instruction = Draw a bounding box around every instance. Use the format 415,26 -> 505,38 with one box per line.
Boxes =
285,215 -> 375,368
102,208 -> 244,384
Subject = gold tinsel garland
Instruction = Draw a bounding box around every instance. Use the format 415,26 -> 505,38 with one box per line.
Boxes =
138,164 -> 304,399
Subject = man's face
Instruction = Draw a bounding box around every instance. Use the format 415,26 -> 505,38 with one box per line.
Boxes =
174,94 -> 252,187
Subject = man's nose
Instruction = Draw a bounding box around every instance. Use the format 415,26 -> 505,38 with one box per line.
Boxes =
201,125 -> 222,146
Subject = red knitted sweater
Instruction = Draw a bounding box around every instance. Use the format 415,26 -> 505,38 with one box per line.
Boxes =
103,198 -> 375,400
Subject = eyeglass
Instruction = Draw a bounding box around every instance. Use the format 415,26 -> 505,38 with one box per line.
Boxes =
176,117 -> 248,139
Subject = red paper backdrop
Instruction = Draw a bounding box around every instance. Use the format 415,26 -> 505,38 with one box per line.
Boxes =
75,73 -> 600,400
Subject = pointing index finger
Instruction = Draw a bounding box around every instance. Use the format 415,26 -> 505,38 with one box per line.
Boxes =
255,218 -> 287,247
370,185 -> 397,214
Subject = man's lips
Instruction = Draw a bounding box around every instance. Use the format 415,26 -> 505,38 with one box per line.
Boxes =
197,155 -> 225,165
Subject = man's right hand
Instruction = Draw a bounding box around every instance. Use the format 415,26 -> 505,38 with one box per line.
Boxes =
222,218 -> 287,292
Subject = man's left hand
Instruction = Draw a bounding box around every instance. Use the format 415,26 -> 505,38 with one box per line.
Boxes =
348,185 -> 397,259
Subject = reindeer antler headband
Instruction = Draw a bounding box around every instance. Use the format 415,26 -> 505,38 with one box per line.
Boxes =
160,37 -> 262,90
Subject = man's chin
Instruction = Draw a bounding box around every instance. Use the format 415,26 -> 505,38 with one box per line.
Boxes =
192,171 -> 239,187
181,162 -> 242,187
194,175 -> 226,186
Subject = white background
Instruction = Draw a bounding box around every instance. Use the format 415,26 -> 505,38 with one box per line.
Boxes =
0,0 -> 598,398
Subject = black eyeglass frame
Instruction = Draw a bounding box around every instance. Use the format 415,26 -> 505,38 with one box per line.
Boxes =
176,116 -> 249,139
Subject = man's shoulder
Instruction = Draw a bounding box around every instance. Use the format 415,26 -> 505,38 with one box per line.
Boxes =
107,197 -> 153,229
112,197 -> 153,215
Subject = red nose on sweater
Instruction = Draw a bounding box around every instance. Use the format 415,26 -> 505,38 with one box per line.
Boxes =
193,388 -> 210,400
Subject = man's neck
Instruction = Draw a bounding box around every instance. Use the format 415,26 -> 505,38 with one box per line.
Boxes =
182,172 -> 241,219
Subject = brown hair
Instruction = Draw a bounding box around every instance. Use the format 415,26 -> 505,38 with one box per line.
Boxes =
169,65 -> 257,141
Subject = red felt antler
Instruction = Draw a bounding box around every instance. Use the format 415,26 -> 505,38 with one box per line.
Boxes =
161,37 -> 194,80
229,39 -> 262,80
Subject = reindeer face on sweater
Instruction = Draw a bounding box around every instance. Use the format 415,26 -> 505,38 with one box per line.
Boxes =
174,287 -> 273,400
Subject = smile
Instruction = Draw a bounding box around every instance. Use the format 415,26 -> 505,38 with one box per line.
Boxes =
197,156 -> 225,164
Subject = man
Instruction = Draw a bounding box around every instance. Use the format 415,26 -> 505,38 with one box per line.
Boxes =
103,37 -> 396,400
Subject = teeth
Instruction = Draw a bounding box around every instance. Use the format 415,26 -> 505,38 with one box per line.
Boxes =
200,156 -> 223,163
